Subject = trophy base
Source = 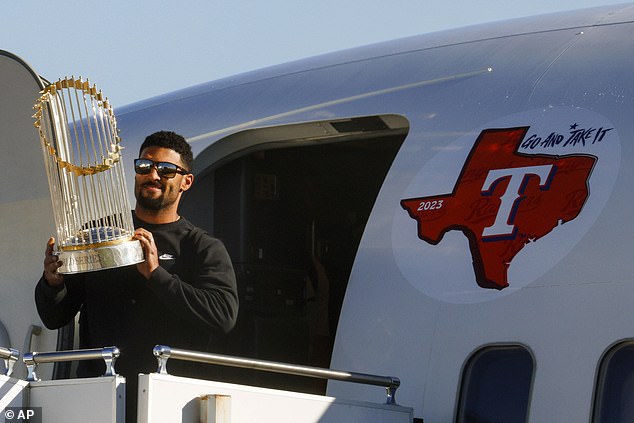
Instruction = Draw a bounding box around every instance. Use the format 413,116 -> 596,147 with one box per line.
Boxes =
58,239 -> 144,274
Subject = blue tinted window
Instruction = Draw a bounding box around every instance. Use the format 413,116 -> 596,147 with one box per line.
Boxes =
594,343 -> 634,423
457,346 -> 533,423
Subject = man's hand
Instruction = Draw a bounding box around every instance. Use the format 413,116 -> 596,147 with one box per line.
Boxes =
134,228 -> 159,279
43,237 -> 64,287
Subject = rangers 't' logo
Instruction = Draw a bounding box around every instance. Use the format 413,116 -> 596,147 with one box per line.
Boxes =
400,127 -> 597,290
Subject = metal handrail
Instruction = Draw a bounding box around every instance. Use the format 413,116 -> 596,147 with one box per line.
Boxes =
23,346 -> 120,381
0,346 -> 20,377
153,345 -> 401,404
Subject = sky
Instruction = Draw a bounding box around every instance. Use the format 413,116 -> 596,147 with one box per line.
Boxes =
2,0 -> 626,107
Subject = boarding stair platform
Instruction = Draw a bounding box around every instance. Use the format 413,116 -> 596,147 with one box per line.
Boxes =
0,345 -> 413,423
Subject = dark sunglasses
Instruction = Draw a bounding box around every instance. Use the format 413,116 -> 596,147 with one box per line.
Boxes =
134,158 -> 190,179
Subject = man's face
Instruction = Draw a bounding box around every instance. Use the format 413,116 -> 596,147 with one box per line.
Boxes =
134,146 -> 190,211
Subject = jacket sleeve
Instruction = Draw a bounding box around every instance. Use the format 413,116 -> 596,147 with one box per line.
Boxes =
34,274 -> 85,330
146,236 -> 239,333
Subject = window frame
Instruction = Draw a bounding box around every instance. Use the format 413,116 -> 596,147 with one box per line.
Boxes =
455,343 -> 536,423
592,339 -> 634,423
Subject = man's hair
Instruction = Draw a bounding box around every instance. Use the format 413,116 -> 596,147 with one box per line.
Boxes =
139,130 -> 193,171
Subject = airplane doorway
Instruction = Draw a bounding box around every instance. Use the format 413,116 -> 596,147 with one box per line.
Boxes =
181,115 -> 408,393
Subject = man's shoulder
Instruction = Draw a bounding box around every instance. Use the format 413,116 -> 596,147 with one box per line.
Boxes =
177,217 -> 205,236
177,218 -> 221,246
175,220 -> 232,265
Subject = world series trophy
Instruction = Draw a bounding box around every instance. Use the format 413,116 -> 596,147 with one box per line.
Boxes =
33,77 -> 143,273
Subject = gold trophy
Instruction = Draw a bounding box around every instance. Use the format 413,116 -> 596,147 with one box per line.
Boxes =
33,77 -> 143,273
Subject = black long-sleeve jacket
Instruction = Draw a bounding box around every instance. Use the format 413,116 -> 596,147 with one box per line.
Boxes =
35,215 -> 238,380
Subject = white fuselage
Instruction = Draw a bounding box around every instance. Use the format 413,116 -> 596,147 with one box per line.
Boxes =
2,4 -> 634,422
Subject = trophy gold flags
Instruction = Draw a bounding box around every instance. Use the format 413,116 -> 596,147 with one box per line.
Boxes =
33,77 -> 143,274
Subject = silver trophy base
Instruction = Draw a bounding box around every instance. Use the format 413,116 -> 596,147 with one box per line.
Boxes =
58,239 -> 144,274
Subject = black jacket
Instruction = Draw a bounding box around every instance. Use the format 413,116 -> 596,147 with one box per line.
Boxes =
35,215 -> 239,380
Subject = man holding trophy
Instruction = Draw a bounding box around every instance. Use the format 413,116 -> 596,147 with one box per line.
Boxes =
34,129 -> 238,420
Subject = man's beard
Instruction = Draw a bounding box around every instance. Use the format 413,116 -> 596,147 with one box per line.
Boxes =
136,182 -> 177,211
137,193 -> 166,210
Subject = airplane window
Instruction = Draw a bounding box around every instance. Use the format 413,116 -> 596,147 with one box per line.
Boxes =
456,346 -> 533,423
593,342 -> 634,423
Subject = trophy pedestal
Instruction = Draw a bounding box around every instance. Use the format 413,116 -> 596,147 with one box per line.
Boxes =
58,239 -> 144,274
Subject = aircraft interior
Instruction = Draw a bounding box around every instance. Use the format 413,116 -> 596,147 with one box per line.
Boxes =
181,116 -> 408,393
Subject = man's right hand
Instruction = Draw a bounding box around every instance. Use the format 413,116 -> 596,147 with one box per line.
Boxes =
43,237 -> 64,287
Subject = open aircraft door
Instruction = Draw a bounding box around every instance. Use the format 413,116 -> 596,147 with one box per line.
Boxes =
0,51 -> 60,380
179,114 -> 409,392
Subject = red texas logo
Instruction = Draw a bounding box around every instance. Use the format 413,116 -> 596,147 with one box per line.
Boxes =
400,127 -> 597,290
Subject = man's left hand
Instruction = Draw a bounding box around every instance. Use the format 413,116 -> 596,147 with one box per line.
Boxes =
134,228 -> 159,279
